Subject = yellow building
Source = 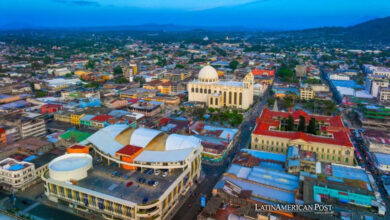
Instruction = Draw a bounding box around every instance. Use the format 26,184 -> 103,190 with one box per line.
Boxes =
187,66 -> 254,110
143,79 -> 172,95
70,113 -> 85,125
251,108 -> 354,166
300,85 -> 314,100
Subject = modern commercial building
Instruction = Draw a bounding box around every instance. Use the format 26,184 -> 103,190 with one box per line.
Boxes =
187,65 -> 254,110
251,108 -> 354,165
43,125 -> 202,220
0,113 -> 46,139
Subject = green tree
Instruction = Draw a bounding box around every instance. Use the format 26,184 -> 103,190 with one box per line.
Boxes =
85,60 -> 95,69
180,107 -> 186,113
113,65 -> 123,75
298,116 -> 306,132
35,90 -> 48,98
229,60 -> 239,70
307,117 -> 316,134
208,107 -> 215,113
114,77 -> 129,84
175,64 -> 185,69
286,115 -> 294,131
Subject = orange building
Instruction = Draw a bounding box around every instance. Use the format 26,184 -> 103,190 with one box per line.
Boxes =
0,128 -> 6,146
67,145 -> 89,154
115,145 -> 143,170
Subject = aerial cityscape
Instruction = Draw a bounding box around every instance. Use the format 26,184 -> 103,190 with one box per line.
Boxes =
0,1 -> 390,220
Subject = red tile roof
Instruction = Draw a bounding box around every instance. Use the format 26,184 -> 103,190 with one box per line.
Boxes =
251,69 -> 275,76
253,108 -> 352,147
91,114 -> 113,122
116,145 -> 143,156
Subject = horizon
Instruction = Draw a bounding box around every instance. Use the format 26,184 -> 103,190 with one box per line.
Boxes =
1,0 -> 390,30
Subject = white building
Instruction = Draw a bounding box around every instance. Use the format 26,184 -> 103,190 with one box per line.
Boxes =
43,125 -> 203,220
0,158 -> 36,191
187,66 -> 254,109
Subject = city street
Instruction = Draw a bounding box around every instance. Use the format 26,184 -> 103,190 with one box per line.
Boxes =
173,92 -> 269,220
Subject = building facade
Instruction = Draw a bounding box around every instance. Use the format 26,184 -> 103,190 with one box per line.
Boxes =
251,109 -> 354,165
187,66 -> 254,110
42,125 -> 202,220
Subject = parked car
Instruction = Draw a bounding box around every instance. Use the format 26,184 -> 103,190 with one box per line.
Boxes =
155,170 -> 161,176
162,171 -> 168,177
153,181 -> 159,187
147,169 -> 154,175
116,172 -> 122,177
111,171 -> 117,177
126,181 -> 133,187
123,174 -> 129,180
142,197 -> 148,204
147,180 -> 154,186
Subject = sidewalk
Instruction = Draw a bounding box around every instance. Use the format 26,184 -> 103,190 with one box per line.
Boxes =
165,171 -> 206,220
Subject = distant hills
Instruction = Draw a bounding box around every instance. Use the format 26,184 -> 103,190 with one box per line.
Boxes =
1,16 -> 390,43
288,16 -> 390,43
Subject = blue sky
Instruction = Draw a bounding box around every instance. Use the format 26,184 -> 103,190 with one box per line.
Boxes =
1,0 -> 390,30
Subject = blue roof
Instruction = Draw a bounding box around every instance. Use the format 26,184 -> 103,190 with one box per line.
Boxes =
331,164 -> 369,183
218,176 -> 295,203
259,161 -> 284,171
241,149 -> 286,162
23,155 -> 37,162
203,125 -> 238,140
287,159 -> 301,167
331,80 -> 365,89
9,164 -> 25,171
108,110 -> 129,118
247,166 -> 299,191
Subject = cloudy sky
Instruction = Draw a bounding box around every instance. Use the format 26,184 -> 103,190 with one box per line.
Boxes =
1,0 -> 390,30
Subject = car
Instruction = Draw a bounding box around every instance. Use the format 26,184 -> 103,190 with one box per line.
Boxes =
116,172 -> 122,177
138,178 -> 146,183
123,174 -> 129,180
162,171 -> 168,177
147,180 -> 154,186
111,171 -> 117,177
142,197 -> 148,204
155,170 -> 161,176
153,181 -> 159,187
147,169 -> 154,175
222,203 -> 227,210
143,169 -> 150,174
126,181 -> 133,187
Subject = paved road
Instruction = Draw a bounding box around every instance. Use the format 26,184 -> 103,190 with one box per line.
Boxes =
173,91 -> 270,220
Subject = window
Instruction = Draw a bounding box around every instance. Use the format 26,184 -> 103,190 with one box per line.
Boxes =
210,98 -> 213,105
229,92 -> 232,104
67,189 -> 72,199
196,88 -> 198,93
255,137 -> 258,143
209,89 -> 211,94
223,91 -> 226,104
215,98 -> 218,105
75,191 -> 80,202
234,92 -> 237,105
345,158 -> 349,163
239,93 -> 242,105
200,88 -> 203,93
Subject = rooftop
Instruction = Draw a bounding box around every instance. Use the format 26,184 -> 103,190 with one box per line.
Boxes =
253,108 -> 353,147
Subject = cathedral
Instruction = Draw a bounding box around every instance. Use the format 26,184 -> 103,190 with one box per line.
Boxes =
187,65 -> 254,110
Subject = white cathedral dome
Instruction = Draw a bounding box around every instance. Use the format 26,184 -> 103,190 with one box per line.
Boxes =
198,65 -> 219,82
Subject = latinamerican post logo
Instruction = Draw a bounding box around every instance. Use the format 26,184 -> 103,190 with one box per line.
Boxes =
255,204 -> 333,214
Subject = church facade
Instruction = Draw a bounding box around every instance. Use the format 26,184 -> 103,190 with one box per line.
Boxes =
187,66 -> 254,110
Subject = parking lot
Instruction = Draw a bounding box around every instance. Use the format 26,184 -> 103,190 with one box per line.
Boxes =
76,161 -> 182,204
